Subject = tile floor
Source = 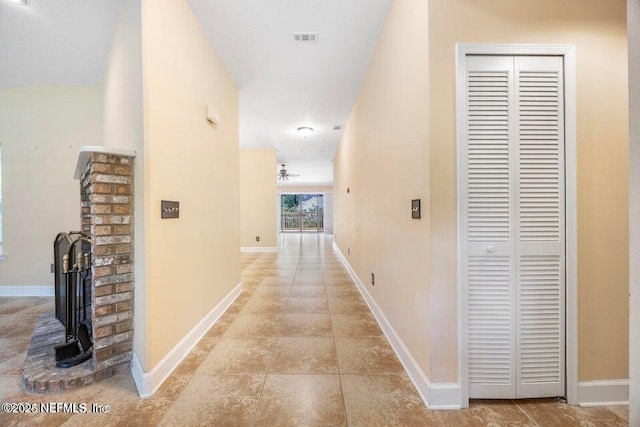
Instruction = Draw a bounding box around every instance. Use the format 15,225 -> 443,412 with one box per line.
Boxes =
0,233 -> 630,426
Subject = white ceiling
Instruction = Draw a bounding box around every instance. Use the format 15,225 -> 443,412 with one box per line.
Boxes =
0,0 -> 391,187
0,0 -> 125,90
276,161 -> 334,188
187,0 -> 391,186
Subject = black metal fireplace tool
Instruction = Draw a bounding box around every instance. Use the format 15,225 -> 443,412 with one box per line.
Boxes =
53,232 -> 93,368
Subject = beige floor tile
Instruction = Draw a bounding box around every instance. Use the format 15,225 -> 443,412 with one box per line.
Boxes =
323,270 -> 351,279
286,297 -> 329,314
325,286 -> 360,298
0,312 -> 46,339
253,374 -> 346,427
225,314 -> 283,337
0,337 -> 30,360
328,297 -> 370,314
251,286 -> 292,299
280,313 -> 333,337
335,337 -> 404,374
606,405 -> 629,422
324,277 -> 354,286
437,399 -> 535,426
197,337 -> 276,374
240,297 -> 288,314
158,375 -> 264,427
0,351 -> 28,375
292,278 -> 325,286
0,297 -> 53,315
341,374 -> 439,427
289,286 -> 327,298
243,278 -> 260,286
225,294 -> 252,314
78,375 -> 174,426
262,271 -> 297,279
0,373 -> 111,427
515,398 -> 628,427
167,334 -> 221,382
331,313 -> 383,337
260,276 -> 294,287
241,272 -> 266,281
204,312 -> 237,337
269,337 -> 338,374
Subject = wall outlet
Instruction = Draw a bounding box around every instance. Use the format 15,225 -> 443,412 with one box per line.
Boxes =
348,248 -> 350,255
256,236 -> 260,242
371,273 -> 375,286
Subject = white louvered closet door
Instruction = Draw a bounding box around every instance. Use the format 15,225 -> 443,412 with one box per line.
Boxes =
463,55 -> 565,399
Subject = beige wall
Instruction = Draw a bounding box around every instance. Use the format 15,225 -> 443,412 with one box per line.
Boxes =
0,87 -> 102,287
142,0 -> 240,368
102,0 -> 143,152
428,0 -> 629,381
101,0 -> 148,369
240,149 -> 277,248
334,0 -> 431,376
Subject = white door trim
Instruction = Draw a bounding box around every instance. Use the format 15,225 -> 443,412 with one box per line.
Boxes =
456,43 -> 577,408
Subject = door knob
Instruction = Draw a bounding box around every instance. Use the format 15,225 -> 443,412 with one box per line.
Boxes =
487,245 -> 495,253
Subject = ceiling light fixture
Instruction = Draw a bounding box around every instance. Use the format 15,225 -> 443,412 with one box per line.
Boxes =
5,0 -> 27,5
297,126 -> 313,139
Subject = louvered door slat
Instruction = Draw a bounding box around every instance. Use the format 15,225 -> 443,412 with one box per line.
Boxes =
518,65 -> 561,241
468,256 -> 512,387
519,256 -> 561,384
467,67 -> 511,243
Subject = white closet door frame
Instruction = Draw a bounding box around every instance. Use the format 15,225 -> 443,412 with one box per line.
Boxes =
456,44 -> 577,409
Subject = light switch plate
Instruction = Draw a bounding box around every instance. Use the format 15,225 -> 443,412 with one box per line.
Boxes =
161,200 -> 180,219
411,199 -> 421,219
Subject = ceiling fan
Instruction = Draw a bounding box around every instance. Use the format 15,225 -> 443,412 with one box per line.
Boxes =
277,164 -> 299,181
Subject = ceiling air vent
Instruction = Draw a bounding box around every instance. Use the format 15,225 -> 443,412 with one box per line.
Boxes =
293,32 -> 319,43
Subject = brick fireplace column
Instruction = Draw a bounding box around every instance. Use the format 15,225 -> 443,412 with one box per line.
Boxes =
77,147 -> 136,379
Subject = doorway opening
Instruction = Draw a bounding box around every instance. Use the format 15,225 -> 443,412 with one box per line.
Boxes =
280,194 -> 324,233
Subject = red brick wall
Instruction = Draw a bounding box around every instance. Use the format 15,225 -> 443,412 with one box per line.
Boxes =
80,152 -> 134,377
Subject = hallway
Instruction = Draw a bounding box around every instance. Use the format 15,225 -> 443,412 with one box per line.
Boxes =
0,234 -> 629,426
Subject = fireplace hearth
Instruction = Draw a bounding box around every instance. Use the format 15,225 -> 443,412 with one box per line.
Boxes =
21,147 -> 136,394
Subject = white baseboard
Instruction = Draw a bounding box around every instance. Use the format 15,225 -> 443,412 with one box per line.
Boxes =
131,352 -> 152,398
240,247 -> 278,253
131,282 -> 243,398
0,286 -> 54,297
429,383 -> 462,410
578,379 -> 629,407
332,242 -> 461,410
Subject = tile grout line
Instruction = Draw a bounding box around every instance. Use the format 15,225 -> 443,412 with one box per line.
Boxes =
249,252 -> 288,427
330,292 -> 351,427
511,399 -> 542,426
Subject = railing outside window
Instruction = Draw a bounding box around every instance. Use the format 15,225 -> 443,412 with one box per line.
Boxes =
281,211 -> 324,232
